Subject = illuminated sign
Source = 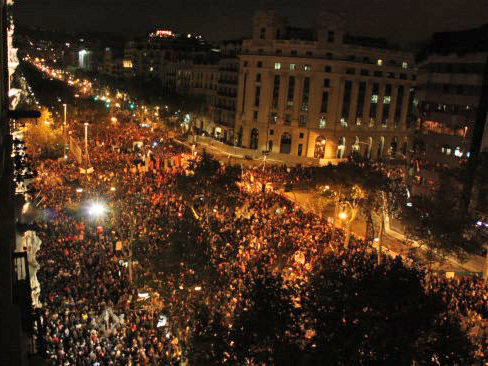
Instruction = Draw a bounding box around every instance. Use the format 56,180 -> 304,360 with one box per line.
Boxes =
150,30 -> 174,38
123,60 -> 133,68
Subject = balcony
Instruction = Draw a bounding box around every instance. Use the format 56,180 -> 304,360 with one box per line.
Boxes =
217,91 -> 237,98
218,79 -> 238,85
216,104 -> 235,112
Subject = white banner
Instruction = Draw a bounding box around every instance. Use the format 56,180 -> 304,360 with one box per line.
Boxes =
69,136 -> 83,164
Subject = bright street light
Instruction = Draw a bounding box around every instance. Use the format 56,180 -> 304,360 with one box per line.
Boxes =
338,212 -> 347,220
88,202 -> 106,217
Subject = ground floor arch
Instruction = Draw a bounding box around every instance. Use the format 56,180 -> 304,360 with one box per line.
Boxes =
314,136 -> 326,159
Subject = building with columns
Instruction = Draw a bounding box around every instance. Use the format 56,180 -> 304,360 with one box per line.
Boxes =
235,9 -> 416,163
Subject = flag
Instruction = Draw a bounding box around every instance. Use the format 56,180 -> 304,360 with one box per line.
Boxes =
69,136 -> 83,164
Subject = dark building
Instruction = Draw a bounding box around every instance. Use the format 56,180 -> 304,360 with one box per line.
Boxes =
0,1 -> 37,364
415,23 -> 488,211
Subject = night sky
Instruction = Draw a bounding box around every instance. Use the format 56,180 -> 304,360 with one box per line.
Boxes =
14,0 -> 488,42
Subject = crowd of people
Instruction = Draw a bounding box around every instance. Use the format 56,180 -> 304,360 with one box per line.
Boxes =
28,116 -> 487,364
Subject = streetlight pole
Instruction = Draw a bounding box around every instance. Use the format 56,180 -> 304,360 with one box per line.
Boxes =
63,103 -> 67,158
84,123 -> 89,177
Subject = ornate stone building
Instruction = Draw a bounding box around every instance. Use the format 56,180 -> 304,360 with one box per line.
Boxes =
235,10 -> 416,163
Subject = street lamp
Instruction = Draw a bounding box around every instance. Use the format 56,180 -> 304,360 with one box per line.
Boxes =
338,211 -> 348,220
88,202 -> 106,217
63,103 -> 68,159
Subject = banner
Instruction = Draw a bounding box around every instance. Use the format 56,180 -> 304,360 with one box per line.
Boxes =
69,136 -> 83,164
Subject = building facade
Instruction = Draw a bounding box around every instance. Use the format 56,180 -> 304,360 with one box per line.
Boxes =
235,10 -> 416,162
211,39 -> 242,141
123,30 -> 216,93
415,24 -> 488,211
416,25 -> 488,166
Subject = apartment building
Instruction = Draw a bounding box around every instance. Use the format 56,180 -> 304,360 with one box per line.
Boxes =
416,24 -> 488,165
235,10 -> 416,162
1,1 -> 38,363
123,30 -> 215,93
211,39 -> 242,141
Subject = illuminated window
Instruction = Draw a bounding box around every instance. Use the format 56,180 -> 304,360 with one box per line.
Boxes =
402,61 -> 408,69
290,64 -> 296,70
274,62 -> 281,70
319,116 -> 326,129
377,59 -> 383,66
371,95 -> 378,103
304,64 -> 312,71
383,96 -> 391,104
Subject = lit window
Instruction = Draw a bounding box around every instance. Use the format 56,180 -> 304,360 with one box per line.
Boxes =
454,147 -> 463,157
149,67 -> 154,72
383,96 -> 391,104
274,62 -> 281,70
319,116 -> 326,129
402,61 -> 408,69
304,64 -> 312,71
290,64 -> 296,70
371,95 -> 378,103
377,59 -> 383,66
340,117 -> 347,127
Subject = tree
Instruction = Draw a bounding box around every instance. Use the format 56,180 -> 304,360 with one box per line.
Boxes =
302,253 -> 475,365
228,267 -> 302,365
401,177 -> 482,272
315,163 -> 398,254
175,152 -> 240,210
23,107 -> 64,159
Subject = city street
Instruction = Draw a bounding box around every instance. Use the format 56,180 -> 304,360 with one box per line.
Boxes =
13,57 -> 487,364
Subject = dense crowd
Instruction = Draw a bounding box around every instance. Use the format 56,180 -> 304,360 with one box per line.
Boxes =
29,118 -> 487,364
